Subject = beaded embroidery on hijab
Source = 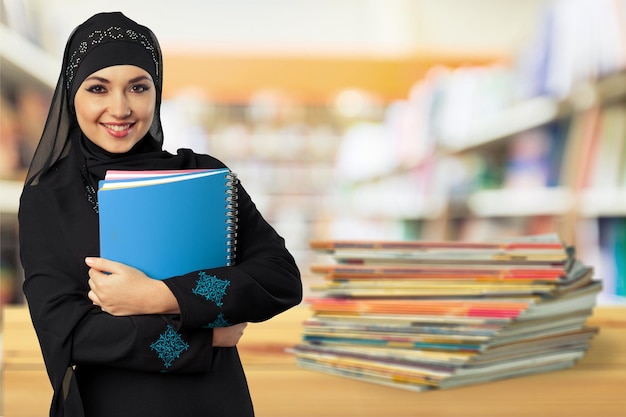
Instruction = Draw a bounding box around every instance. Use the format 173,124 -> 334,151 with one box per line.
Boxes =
24,11 -> 164,187
67,25 -> 159,100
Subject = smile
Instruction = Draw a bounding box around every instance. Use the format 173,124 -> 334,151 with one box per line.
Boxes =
103,123 -> 133,132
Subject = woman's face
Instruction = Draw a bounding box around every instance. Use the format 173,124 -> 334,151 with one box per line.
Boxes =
74,65 -> 156,153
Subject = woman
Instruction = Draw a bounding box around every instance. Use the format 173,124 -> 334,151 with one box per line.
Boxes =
19,11 -> 302,417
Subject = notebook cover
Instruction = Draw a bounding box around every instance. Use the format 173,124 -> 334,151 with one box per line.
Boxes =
98,168 -> 236,280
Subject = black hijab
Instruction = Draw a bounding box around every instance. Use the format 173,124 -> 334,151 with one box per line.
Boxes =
24,11 -> 212,216
24,11 -> 167,189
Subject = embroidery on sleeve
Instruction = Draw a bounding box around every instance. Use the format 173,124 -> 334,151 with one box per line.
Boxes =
192,271 -> 230,307
203,312 -> 231,328
150,325 -> 190,369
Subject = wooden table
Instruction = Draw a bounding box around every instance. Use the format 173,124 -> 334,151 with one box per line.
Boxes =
3,305 -> 625,417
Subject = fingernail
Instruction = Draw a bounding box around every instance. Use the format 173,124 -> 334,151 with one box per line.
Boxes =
85,257 -> 95,266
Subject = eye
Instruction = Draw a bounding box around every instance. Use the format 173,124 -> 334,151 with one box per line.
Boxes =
85,84 -> 107,94
130,84 -> 150,93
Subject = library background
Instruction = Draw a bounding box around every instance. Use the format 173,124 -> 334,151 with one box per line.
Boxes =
1,1 -> 625,416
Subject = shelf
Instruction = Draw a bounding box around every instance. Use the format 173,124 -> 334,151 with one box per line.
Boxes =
346,177 -> 626,222
347,71 -> 626,187
0,23 -> 57,92
588,70 -> 626,106
467,187 -> 575,217
580,188 -> 626,217
0,180 -> 24,216
452,71 -> 626,152
435,186 -> 626,219
347,188 -> 447,220
441,96 -> 561,153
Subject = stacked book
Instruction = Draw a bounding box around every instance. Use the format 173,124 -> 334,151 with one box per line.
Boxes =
293,234 -> 601,391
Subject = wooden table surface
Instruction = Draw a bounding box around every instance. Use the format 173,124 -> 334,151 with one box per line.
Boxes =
3,305 -> 626,417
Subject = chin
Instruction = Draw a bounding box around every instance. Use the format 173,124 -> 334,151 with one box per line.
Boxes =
105,146 -> 133,154
102,140 -> 141,154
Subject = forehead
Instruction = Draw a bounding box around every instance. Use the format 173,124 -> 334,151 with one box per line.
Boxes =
83,65 -> 154,82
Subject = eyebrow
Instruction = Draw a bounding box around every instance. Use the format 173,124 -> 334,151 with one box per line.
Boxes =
129,75 -> 154,83
83,75 -> 154,84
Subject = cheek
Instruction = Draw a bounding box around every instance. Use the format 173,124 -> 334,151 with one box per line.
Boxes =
137,95 -> 157,127
144,102 -> 156,123
74,95 -> 99,126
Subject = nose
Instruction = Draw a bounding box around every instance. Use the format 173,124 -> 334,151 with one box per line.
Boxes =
109,92 -> 131,118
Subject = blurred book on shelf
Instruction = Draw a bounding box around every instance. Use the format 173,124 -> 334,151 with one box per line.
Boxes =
598,218 -> 626,298
520,0 -> 626,99
503,124 -> 568,189
293,233 -> 601,391
584,103 -> 626,190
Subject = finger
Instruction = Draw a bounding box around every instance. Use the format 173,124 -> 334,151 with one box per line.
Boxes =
88,289 -> 99,305
87,268 -> 109,292
85,257 -> 122,274
87,268 -> 110,284
88,291 -> 109,314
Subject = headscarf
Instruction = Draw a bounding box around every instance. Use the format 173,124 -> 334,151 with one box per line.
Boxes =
24,11 -> 165,187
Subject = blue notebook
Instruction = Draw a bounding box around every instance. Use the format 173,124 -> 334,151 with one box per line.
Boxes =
98,168 -> 238,280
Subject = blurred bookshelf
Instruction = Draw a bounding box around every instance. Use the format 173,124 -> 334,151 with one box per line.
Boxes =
338,71 -> 626,304
1,0 -> 625,307
336,0 -> 626,305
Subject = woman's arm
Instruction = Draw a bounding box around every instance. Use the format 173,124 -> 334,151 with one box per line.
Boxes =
85,256 -> 248,346
83,178 -> 302,331
19,185 -> 218,376
162,182 -> 303,330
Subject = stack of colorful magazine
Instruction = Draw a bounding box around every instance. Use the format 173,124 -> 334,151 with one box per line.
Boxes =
292,234 -> 601,391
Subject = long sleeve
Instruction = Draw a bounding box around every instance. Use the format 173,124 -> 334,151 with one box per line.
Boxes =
19,166 -> 215,377
163,181 -> 303,330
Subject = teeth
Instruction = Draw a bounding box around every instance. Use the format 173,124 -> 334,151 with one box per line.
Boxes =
104,124 -> 130,132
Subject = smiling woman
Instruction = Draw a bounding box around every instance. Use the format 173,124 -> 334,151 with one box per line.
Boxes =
74,66 -> 157,153
18,11 -> 302,417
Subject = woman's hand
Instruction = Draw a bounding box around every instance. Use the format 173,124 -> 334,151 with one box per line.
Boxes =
212,322 -> 248,347
86,257 -> 180,316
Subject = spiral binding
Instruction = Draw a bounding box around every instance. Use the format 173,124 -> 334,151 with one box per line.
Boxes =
225,171 -> 239,266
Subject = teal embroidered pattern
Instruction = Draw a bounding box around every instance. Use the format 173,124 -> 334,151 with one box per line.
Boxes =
192,272 -> 230,307
150,325 -> 189,369
204,312 -> 230,328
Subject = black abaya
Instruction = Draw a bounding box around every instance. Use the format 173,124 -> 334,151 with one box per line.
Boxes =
20,145 -> 302,417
